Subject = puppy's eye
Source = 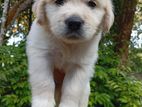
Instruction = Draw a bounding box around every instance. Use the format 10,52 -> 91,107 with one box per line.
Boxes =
87,1 -> 96,8
55,0 -> 64,6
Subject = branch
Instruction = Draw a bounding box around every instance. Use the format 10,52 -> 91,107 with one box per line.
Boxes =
6,0 -> 33,29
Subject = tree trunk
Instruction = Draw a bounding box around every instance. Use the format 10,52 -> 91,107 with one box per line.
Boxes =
115,0 -> 138,65
0,0 -> 10,45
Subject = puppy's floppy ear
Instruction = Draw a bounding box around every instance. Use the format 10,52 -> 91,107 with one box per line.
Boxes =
103,0 -> 114,32
32,0 -> 47,25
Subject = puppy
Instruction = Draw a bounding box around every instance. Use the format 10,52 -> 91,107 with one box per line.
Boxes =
26,0 -> 114,107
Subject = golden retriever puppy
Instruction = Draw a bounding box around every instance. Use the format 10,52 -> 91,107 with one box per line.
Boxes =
26,0 -> 114,107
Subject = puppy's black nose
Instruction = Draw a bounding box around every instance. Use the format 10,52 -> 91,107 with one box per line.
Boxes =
65,16 -> 84,31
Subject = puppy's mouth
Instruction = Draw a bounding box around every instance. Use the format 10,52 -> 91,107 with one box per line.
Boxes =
65,31 -> 84,40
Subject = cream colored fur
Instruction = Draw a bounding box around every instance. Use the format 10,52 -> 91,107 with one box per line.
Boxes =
26,0 -> 114,107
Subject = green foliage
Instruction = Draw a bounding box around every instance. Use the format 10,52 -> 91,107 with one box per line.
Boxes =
0,42 -> 31,107
89,35 -> 142,107
89,66 -> 142,107
128,48 -> 142,73
0,2 -> 32,106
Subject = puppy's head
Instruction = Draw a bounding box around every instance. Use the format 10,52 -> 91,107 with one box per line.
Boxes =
33,0 -> 114,43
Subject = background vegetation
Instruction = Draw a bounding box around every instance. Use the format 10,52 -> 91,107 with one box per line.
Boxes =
0,0 -> 142,107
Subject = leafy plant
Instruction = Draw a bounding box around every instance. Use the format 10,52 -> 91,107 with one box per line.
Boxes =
0,42 -> 31,107
89,35 -> 142,107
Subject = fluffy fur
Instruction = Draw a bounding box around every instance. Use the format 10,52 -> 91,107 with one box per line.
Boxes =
26,0 -> 114,107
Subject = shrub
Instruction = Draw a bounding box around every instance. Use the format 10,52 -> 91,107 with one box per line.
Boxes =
89,66 -> 142,107
0,42 -> 31,107
89,35 -> 142,107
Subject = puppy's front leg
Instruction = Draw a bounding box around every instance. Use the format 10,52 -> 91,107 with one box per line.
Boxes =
28,49 -> 55,107
79,82 -> 90,107
59,65 -> 92,107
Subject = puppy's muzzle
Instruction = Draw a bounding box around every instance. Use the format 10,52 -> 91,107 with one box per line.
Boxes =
65,16 -> 84,31
65,15 -> 84,39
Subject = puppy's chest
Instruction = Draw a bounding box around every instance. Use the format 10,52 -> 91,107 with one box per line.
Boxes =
53,50 -> 71,70
51,47 -> 80,71
53,50 -> 65,70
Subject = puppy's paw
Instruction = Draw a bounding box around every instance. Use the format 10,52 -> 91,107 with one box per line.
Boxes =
32,97 -> 55,107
